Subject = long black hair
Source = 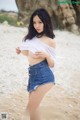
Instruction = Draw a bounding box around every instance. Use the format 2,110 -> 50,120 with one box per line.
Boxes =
24,8 -> 55,41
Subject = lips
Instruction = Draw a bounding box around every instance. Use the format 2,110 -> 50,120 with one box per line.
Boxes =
36,29 -> 40,31
36,29 -> 42,33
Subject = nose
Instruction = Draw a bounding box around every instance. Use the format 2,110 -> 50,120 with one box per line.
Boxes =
35,23 -> 39,28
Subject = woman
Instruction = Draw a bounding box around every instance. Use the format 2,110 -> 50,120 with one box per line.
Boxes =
16,8 -> 56,120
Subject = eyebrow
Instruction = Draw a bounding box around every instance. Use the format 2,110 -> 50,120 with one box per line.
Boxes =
33,20 -> 42,22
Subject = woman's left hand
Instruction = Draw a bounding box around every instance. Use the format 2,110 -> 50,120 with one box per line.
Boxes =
35,51 -> 50,59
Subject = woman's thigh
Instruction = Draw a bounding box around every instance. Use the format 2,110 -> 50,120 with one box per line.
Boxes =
27,83 -> 54,112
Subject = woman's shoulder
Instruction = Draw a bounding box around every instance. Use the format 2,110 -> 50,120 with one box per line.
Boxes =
47,37 -> 56,48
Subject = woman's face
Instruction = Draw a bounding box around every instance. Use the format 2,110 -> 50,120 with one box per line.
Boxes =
33,15 -> 44,33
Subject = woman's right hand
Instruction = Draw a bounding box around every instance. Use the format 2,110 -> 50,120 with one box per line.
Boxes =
16,47 -> 21,54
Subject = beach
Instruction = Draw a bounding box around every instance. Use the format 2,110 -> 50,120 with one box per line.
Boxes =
0,23 -> 80,120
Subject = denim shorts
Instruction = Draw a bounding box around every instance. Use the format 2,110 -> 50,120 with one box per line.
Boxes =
27,60 -> 55,92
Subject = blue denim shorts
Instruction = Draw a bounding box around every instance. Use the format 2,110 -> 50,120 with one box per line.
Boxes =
27,60 -> 55,92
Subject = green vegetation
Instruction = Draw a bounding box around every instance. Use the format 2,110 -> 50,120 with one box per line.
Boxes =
0,14 -> 18,26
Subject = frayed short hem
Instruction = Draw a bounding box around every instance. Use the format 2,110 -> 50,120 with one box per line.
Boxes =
27,81 -> 55,93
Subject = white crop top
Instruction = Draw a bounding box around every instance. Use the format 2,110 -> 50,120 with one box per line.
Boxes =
20,36 -> 56,72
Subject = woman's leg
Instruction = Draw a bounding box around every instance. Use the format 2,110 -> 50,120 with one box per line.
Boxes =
27,83 -> 54,120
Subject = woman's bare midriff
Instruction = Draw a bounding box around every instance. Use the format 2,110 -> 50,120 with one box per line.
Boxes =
27,51 -> 45,65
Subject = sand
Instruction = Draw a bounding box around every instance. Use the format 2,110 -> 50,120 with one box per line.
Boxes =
0,23 -> 80,120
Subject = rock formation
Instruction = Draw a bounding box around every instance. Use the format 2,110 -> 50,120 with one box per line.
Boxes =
15,0 -> 80,34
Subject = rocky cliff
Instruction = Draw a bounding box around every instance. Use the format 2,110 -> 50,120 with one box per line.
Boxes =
15,0 -> 80,34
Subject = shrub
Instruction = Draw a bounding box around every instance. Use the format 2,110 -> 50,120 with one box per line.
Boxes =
0,14 -> 17,26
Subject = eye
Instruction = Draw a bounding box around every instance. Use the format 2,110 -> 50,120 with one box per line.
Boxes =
39,21 -> 42,23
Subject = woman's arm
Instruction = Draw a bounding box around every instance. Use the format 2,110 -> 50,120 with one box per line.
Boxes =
21,50 -> 28,56
34,40 -> 56,68
45,54 -> 55,67
16,47 -> 28,56
35,51 -> 55,68
46,40 -> 56,67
